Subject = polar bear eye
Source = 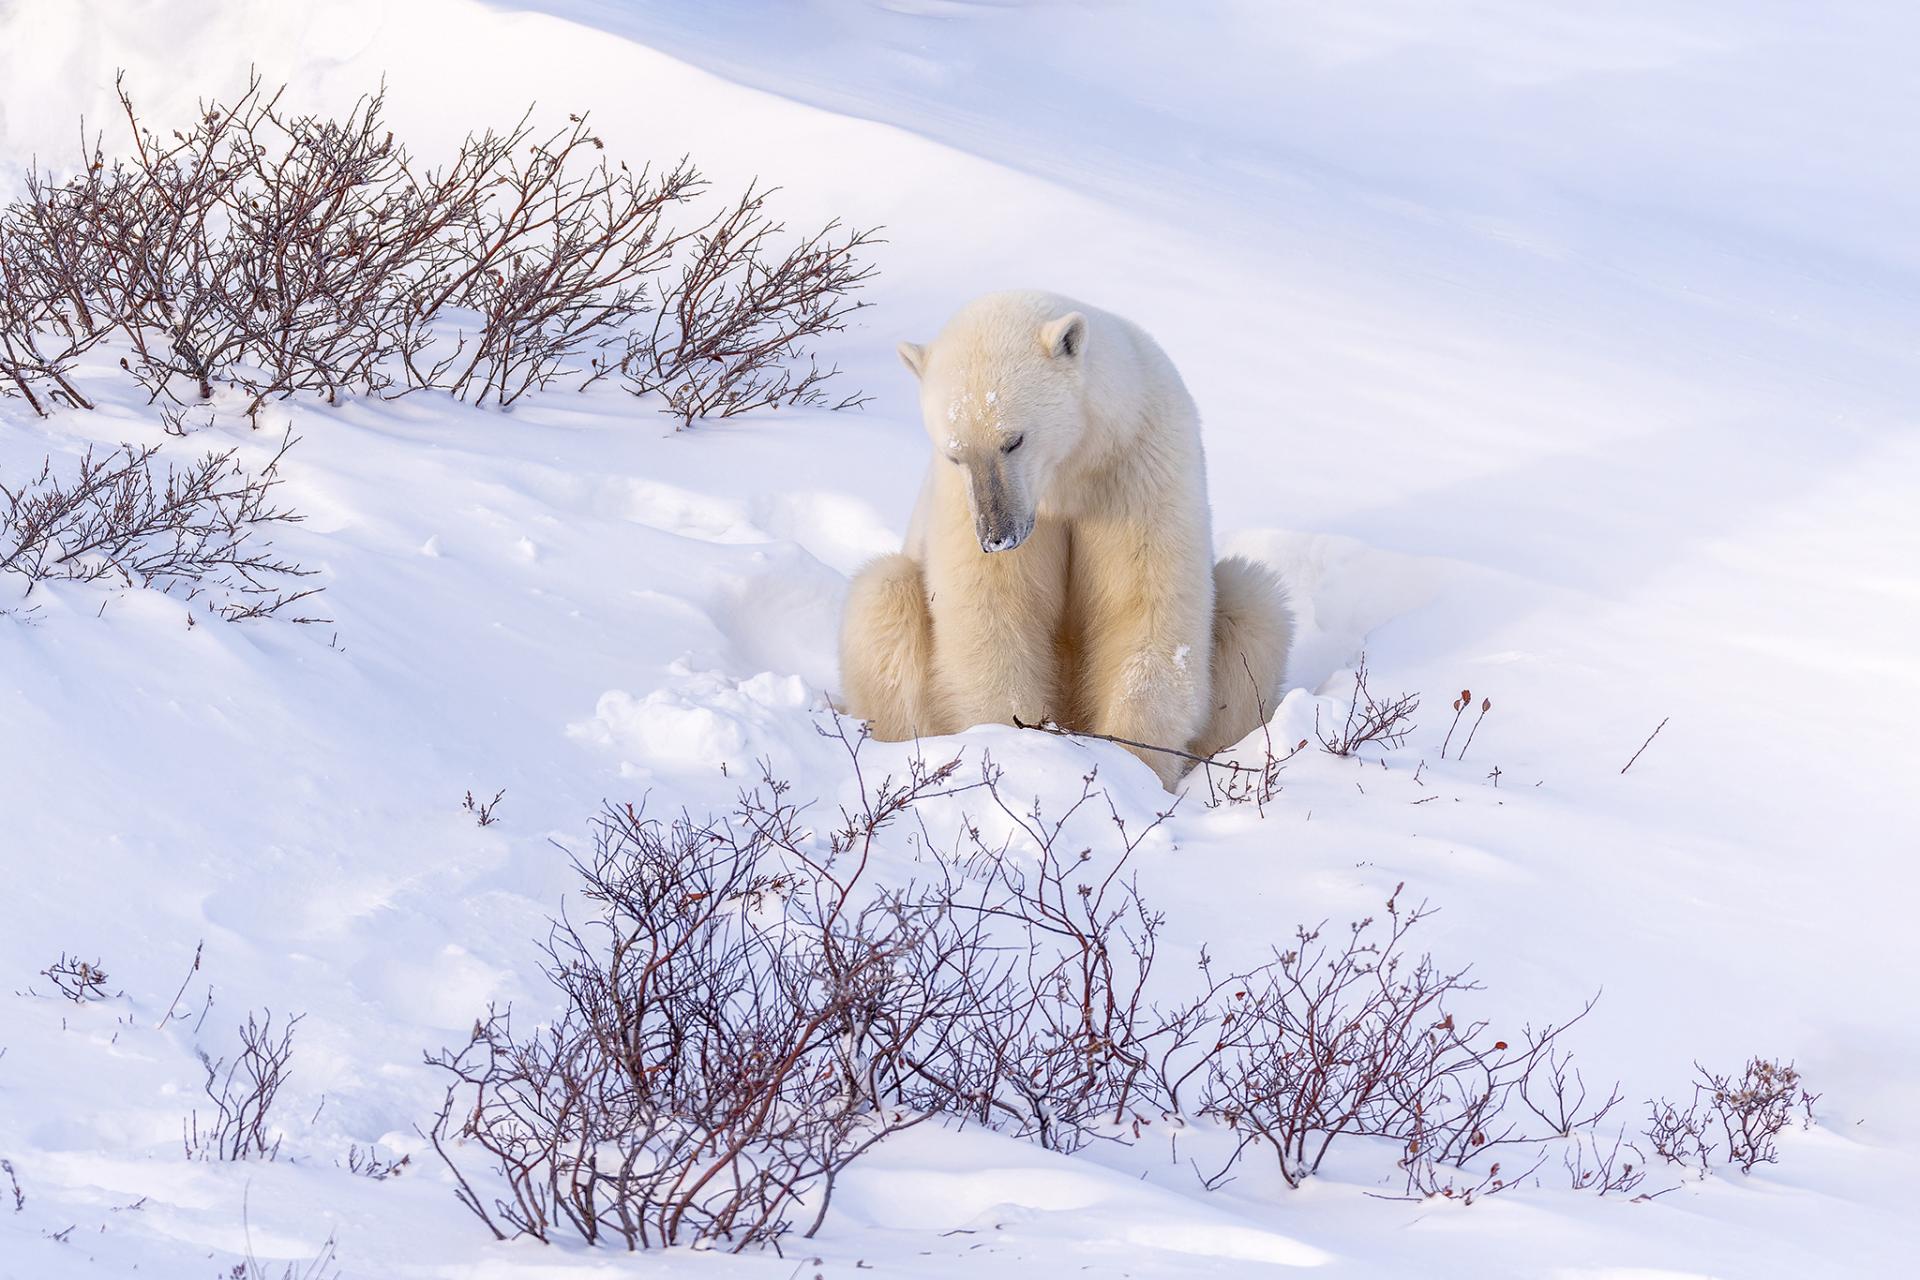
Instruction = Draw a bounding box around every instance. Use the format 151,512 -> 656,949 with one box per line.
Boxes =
1001,434 -> 1025,455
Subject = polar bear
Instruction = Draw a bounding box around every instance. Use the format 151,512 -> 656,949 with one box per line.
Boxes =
839,290 -> 1291,787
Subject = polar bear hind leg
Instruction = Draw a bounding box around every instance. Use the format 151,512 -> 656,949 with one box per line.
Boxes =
840,553 -> 942,741
1192,556 -> 1293,760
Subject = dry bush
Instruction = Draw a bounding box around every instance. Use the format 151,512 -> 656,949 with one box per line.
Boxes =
344,1144 -> 410,1180
40,953 -> 113,1003
619,184 -> 879,425
426,741 -> 972,1252
1316,655 -> 1419,758
1644,1092 -> 1714,1174
88,76 -> 314,410
427,738 -> 1640,1251
424,731 -> 1203,1250
889,769 -> 1203,1152
1197,731 -> 1307,813
145,80 -> 477,417
426,118 -> 704,407
1644,1058 -> 1817,1177
0,432 -> 321,621
1695,1058 -> 1817,1174
1563,1126 -> 1651,1197
186,1010 -> 303,1161
1181,889 -> 1604,1200
0,208 -> 104,413
0,73 -> 875,426
462,788 -> 504,827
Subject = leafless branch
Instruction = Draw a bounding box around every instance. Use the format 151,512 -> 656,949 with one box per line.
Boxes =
462,788 -> 505,827
39,953 -> 114,1003
1620,717 -> 1669,774
0,432 -> 323,621
1316,655 -> 1418,757
185,1009 -> 303,1162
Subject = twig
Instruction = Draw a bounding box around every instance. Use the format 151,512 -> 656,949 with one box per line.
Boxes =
1457,698 -> 1492,760
1012,715 -> 1301,779
1441,690 -> 1470,758
155,939 -> 204,1029
1315,656 -> 1418,757
1620,718 -> 1669,774
463,788 -> 505,827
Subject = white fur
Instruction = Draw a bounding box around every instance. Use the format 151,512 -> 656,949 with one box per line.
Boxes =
841,291 -> 1292,786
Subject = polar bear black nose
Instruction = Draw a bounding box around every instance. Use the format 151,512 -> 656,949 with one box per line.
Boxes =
979,515 -> 1035,554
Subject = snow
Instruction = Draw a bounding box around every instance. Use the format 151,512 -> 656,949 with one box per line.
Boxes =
4,0 -> 1920,1276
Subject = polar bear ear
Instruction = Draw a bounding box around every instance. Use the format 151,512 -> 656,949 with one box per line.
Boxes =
1040,312 -> 1087,360
897,341 -> 929,380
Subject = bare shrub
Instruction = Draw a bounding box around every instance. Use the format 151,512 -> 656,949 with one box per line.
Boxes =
425,743 -> 971,1252
40,953 -> 113,1003
79,77 -> 264,407
620,184 -> 878,425
2,1158 -> 22,1212
0,209 -> 103,413
887,769 -> 1205,1152
427,118 -> 705,407
1644,1058 -> 1817,1177
0,73 -> 876,425
186,1010 -> 303,1161
7,74 -> 469,413
206,83 -> 511,416
0,433 -> 322,620
1563,1126 -> 1651,1198
1316,655 -> 1419,757
424,727 -> 1217,1250
1644,1092 -> 1713,1174
64,73 -> 502,412
1198,732 -> 1307,812
462,788 -> 504,827
428,736 -> 1644,1249
1696,1058 -> 1817,1174
344,1144 -> 410,1180
1183,888 -> 1602,1199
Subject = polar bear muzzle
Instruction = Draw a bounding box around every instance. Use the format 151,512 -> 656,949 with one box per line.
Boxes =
964,454 -> 1034,553
979,513 -> 1035,554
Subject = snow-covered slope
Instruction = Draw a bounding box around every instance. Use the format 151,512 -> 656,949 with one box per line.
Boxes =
2,1 -> 1917,1275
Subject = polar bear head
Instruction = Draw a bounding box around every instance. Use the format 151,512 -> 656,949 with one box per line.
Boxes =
899,292 -> 1089,554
